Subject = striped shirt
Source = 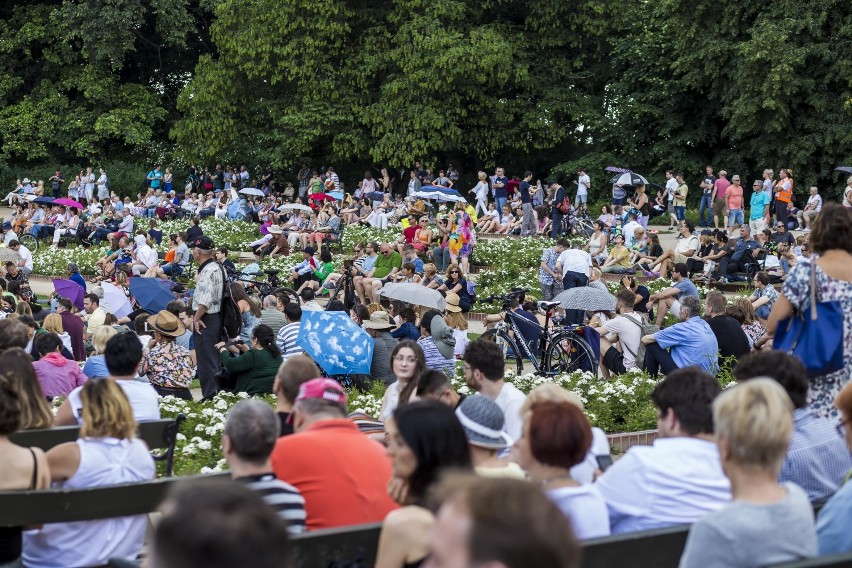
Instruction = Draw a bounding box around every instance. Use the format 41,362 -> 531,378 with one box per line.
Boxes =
235,474 -> 307,534
276,322 -> 303,360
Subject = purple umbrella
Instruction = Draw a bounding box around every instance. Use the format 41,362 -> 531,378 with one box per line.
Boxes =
53,279 -> 85,310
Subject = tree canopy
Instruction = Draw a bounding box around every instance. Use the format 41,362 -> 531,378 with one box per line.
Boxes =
0,0 -> 849,194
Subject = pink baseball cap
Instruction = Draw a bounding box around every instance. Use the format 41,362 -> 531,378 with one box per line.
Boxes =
294,378 -> 347,406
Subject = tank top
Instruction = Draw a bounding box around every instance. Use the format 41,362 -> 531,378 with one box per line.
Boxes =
0,448 -> 37,563
589,233 -> 606,254
23,438 -> 155,568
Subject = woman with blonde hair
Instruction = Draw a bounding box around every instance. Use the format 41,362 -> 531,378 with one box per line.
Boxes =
42,313 -> 72,355
420,263 -> 442,289
24,379 -> 156,567
679,379 -> 816,567
471,171 -> 490,217
82,326 -> 117,379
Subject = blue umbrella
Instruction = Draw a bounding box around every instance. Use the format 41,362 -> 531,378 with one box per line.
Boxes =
129,277 -> 174,314
34,196 -> 55,205
327,191 -> 344,200
296,311 -> 375,376
420,185 -> 462,196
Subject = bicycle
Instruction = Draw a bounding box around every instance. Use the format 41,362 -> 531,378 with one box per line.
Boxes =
478,289 -> 597,378
228,266 -> 300,305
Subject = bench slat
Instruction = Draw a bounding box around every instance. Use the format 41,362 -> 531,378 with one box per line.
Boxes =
290,522 -> 382,567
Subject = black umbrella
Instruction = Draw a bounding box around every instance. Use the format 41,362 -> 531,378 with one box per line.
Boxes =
610,172 -> 649,187
834,166 -> 852,175
650,182 -> 665,192
33,196 -> 54,205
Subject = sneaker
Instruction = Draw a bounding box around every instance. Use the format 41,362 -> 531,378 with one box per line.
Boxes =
667,226 -> 674,230
803,227 -> 810,233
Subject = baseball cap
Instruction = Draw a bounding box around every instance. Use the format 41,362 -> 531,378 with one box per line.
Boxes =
302,246 -> 315,255
288,379 -> 347,424
188,235 -> 214,250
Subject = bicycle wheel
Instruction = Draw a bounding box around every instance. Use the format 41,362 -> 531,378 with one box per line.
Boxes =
18,233 -> 38,253
544,331 -> 598,378
273,286 -> 300,305
479,329 -> 524,375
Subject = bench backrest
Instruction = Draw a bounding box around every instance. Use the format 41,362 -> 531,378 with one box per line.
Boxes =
0,472 -> 228,528
582,525 -> 690,568
10,414 -> 186,477
290,522 -> 382,567
764,554 -> 852,568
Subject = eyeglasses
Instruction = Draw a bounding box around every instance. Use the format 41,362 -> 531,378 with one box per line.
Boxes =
450,270 -> 460,274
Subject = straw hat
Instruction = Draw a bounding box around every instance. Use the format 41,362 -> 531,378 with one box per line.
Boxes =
363,311 -> 395,331
148,310 -> 186,338
267,225 -> 283,235
444,292 -> 462,313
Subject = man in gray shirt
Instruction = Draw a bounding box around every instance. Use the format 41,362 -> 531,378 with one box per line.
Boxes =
260,295 -> 288,336
363,311 -> 398,386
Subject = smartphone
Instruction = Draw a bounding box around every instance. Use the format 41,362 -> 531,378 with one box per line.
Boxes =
596,455 -> 614,472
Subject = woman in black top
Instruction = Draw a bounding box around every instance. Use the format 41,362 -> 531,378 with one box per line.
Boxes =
437,264 -> 472,312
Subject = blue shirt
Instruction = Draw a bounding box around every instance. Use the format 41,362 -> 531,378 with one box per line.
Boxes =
493,176 -> 508,199
817,474 -> 852,555
731,238 -> 761,262
750,191 -> 770,220
81,355 -> 109,379
781,408 -> 852,502
69,272 -> 87,290
409,257 -> 424,275
362,255 -> 378,273
391,321 -> 421,341
654,316 -> 719,374
673,278 -> 699,299
519,181 -> 531,204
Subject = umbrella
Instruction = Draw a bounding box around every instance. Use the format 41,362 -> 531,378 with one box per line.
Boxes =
297,311 -> 375,376
33,196 -> 55,205
649,182 -> 665,192
24,194 -> 38,202
610,172 -> 649,187
308,193 -> 335,201
129,277 -> 174,314
327,191 -> 345,200
54,198 -> 84,209
413,190 -> 467,203
554,287 -> 617,312
279,203 -> 312,213
100,282 -> 133,318
605,166 -> 633,173
420,185 -> 461,195
378,283 -> 447,310
835,166 -> 852,175
53,279 -> 85,311
238,187 -> 265,197
0,248 -> 20,263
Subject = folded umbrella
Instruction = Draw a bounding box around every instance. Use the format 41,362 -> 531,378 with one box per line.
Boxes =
129,277 -> 174,314
53,278 -> 85,311
296,311 -> 375,376
379,283 -> 446,311
100,282 -> 133,319
555,287 -> 617,312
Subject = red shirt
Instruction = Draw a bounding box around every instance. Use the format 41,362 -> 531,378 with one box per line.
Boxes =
403,223 -> 421,243
271,419 -> 398,530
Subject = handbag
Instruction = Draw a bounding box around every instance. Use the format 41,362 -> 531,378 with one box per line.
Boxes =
773,261 -> 844,378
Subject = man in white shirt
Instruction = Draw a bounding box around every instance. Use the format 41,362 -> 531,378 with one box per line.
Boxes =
8,240 -> 33,276
591,289 -> 643,379
576,168 -> 591,207
131,234 -> 158,276
462,339 -> 526,441
54,332 -> 160,425
664,169 -> 679,230
555,246 -> 592,325
621,210 -> 642,248
595,367 -> 730,534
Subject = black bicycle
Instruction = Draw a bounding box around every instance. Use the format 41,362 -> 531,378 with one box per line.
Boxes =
229,267 -> 299,304
479,289 -> 597,377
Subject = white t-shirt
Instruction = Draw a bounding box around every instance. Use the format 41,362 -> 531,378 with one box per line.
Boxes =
622,220 -> 642,246
577,174 -> 591,197
557,249 -> 592,278
806,194 -> 822,212
675,235 -> 700,256
571,427 -> 612,485
18,244 -> 33,271
68,379 -> 161,424
491,382 -> 527,441
601,313 -> 643,369
666,178 -> 678,202
547,484 -> 611,540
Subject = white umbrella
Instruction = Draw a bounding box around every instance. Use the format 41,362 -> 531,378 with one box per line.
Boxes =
238,187 -> 265,197
554,287 -> 616,312
379,283 -> 447,310
413,191 -> 467,203
101,282 -> 133,318
279,203 -> 312,213
610,172 -> 649,187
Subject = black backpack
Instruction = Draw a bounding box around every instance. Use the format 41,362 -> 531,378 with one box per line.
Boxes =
218,264 -> 243,340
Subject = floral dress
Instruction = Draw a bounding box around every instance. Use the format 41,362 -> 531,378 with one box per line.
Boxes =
781,258 -> 852,420
144,341 -> 194,389
448,211 -> 475,258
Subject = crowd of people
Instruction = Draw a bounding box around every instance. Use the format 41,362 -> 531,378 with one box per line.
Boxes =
0,160 -> 850,566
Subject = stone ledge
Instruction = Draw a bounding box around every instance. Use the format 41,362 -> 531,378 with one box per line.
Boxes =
607,429 -> 658,453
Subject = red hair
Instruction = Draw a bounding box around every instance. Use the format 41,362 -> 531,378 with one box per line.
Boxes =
528,401 -> 592,469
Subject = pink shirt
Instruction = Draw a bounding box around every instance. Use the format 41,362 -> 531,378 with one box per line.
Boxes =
714,178 -> 730,200
726,184 -> 744,210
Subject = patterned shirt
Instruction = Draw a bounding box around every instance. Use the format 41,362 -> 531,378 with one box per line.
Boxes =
235,474 -> 307,535
418,336 -> 454,377
144,341 -> 194,389
276,322 -> 304,361
540,247 -> 560,286
780,408 -> 852,502
192,259 -> 224,314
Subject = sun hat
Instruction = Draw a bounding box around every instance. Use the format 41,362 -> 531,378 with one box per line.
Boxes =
363,311 -> 395,331
429,313 -> 457,360
148,309 -> 186,338
22,178 -> 30,184
444,292 -> 462,313
267,225 -> 283,235
455,396 -> 513,449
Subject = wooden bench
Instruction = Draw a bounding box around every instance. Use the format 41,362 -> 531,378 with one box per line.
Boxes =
10,415 -> 187,477
290,522 -> 382,567
0,472 -> 227,528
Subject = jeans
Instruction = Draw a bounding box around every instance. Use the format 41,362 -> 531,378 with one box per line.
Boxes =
561,271 -> 588,325
755,304 -> 771,319
699,193 -> 712,226
495,196 -> 507,215
194,312 -> 223,399
92,227 -> 111,245
642,342 -> 678,376
540,281 -> 562,301
163,264 -> 184,276
432,246 -> 451,272
550,212 -> 564,239
674,206 -> 686,221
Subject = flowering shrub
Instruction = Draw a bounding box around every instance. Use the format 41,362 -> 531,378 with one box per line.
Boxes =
32,244 -> 111,276
341,225 -> 401,249
158,217 -> 260,252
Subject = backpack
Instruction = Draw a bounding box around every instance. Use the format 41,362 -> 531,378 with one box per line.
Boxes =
620,313 -> 659,369
556,188 -> 571,214
465,280 -> 477,303
218,264 -> 243,340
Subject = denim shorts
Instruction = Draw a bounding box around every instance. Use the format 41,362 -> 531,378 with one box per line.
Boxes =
674,206 -> 686,221
728,209 -> 744,226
